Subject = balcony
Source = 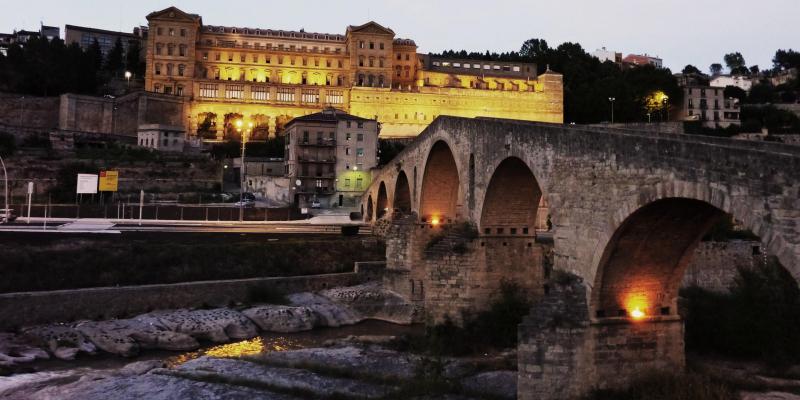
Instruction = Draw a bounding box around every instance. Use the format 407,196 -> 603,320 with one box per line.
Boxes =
297,173 -> 336,179
298,156 -> 336,163
299,139 -> 336,147
296,187 -> 335,195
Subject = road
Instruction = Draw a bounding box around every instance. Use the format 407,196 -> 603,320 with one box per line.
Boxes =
0,216 -> 370,235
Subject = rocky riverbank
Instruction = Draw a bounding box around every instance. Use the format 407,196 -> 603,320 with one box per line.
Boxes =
0,282 -> 418,367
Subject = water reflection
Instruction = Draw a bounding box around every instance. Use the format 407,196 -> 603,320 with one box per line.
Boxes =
165,336 -> 305,367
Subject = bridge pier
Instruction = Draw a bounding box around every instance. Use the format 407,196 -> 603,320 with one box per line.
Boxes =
517,277 -> 685,399
384,218 -> 550,325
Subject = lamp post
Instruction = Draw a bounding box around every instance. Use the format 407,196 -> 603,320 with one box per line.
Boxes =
0,155 -> 8,223
662,95 -> 669,122
124,71 -> 132,90
608,97 -> 616,124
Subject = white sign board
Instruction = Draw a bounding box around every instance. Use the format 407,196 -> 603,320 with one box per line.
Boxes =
301,207 -> 309,215
27,181 -> 34,194
76,174 -> 98,194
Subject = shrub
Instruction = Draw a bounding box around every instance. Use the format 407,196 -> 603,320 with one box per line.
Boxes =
683,257 -> 800,367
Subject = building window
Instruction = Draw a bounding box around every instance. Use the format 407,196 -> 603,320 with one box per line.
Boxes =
215,52 -> 221,61
356,178 -> 363,189
180,28 -> 186,37
176,85 -> 184,96
346,133 -> 352,141
359,41 -> 364,49
202,52 -> 208,61
326,90 -> 343,104
277,87 -> 294,102
356,148 -> 364,157
179,45 -> 187,57
155,43 -> 163,55
156,27 -> 163,35
357,122 -> 364,128
344,178 -> 351,187
168,28 -> 175,36
338,60 -> 343,68
154,84 -> 161,93
178,64 -> 185,76
167,44 -> 174,56
225,84 -> 244,99
345,147 -> 351,155
155,63 -> 162,75
357,133 -> 364,141
199,83 -> 218,98
301,89 -> 320,103
252,85 -> 269,101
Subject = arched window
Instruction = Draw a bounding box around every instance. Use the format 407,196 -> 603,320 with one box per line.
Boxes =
167,43 -> 174,56
379,57 -> 384,68
359,56 -> 365,67
369,57 -> 374,67
378,75 -> 385,87
337,76 -> 343,86
395,66 -> 402,77
358,74 -> 365,86
368,74 -> 375,86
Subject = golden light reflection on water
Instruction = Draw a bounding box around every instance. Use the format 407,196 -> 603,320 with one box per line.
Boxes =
165,336 -> 305,368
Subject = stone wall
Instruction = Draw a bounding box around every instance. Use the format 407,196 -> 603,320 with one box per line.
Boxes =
0,93 -> 60,133
59,91 -> 186,137
682,240 -> 763,292
0,271 -> 375,330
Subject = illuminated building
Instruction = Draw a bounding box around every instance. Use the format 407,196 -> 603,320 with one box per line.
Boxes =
144,7 -> 563,139
283,108 -> 379,207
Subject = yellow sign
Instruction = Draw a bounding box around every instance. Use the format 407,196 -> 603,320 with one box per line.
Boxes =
98,170 -> 119,192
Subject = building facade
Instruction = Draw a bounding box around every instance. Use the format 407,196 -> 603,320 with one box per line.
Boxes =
144,7 -> 563,139
283,108 -> 378,208
622,53 -> 663,68
680,85 -> 740,128
709,75 -> 753,92
592,47 -> 622,64
65,24 -> 146,57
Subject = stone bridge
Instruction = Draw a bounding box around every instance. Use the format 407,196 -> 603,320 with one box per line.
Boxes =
361,116 -> 800,399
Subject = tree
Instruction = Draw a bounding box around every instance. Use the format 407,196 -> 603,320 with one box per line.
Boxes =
682,64 -> 701,74
710,63 -> 723,76
750,65 -> 760,75
724,52 -> 747,74
773,49 -> 800,71
87,38 -> 102,71
104,37 -> 124,72
724,85 -> 747,102
125,40 -> 145,76
748,83 -> 777,104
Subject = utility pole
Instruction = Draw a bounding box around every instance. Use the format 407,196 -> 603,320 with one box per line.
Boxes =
0,155 -> 8,223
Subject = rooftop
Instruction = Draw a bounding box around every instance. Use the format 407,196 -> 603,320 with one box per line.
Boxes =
286,107 -> 373,127
65,24 -> 139,38
202,25 -> 346,42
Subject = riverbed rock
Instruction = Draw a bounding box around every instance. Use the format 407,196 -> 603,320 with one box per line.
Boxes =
287,293 -> 362,327
320,282 -> 418,324
20,325 -> 96,360
10,369 -> 299,400
241,306 -> 317,333
176,356 -> 391,399
741,392 -> 800,400
254,345 -> 418,380
134,309 -> 258,343
0,334 -> 49,366
75,319 -> 199,354
460,370 -> 517,399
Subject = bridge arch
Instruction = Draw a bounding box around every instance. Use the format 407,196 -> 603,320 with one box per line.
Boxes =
393,170 -> 412,213
376,182 -> 388,220
419,140 -> 461,223
591,197 -> 725,318
480,157 -> 543,235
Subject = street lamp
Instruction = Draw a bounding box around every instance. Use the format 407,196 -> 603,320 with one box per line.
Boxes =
608,97 -> 616,124
662,95 -> 670,122
238,121 -> 249,222
124,71 -> 132,89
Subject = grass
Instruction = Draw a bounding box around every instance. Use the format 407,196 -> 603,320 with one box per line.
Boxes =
585,370 -> 737,400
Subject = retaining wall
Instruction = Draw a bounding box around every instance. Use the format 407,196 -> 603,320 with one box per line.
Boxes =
0,262 -> 385,330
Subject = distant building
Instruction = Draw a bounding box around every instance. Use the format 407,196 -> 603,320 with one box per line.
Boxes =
710,75 -> 753,92
622,53 -> 663,68
674,72 -> 709,87
283,107 -> 378,208
770,68 -> 798,87
680,85 -> 740,128
592,47 -> 622,64
0,24 -> 59,55
137,124 -> 185,151
65,24 -> 146,56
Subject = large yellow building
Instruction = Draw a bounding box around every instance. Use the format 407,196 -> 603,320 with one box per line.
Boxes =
144,7 -> 563,139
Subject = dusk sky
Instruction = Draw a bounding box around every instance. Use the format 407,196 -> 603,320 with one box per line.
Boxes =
3,0 -> 798,73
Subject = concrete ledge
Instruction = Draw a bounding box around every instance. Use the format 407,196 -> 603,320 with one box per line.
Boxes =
0,272 -> 370,330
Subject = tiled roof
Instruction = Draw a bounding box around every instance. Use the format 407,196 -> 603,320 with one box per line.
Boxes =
286,108 -> 372,127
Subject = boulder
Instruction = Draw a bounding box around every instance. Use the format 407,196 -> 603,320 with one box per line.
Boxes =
287,293 -> 362,327
320,282 -> 418,324
75,321 -> 139,357
133,308 -> 258,343
241,305 -> 317,333
460,370 -> 517,399
0,333 -> 49,366
76,319 -> 198,354
20,325 -> 96,360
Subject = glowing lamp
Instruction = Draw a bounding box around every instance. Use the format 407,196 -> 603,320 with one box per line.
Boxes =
235,120 -> 243,128
430,217 -> 440,226
629,308 -> 646,320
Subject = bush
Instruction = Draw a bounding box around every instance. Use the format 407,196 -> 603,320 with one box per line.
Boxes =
683,257 -> 800,367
